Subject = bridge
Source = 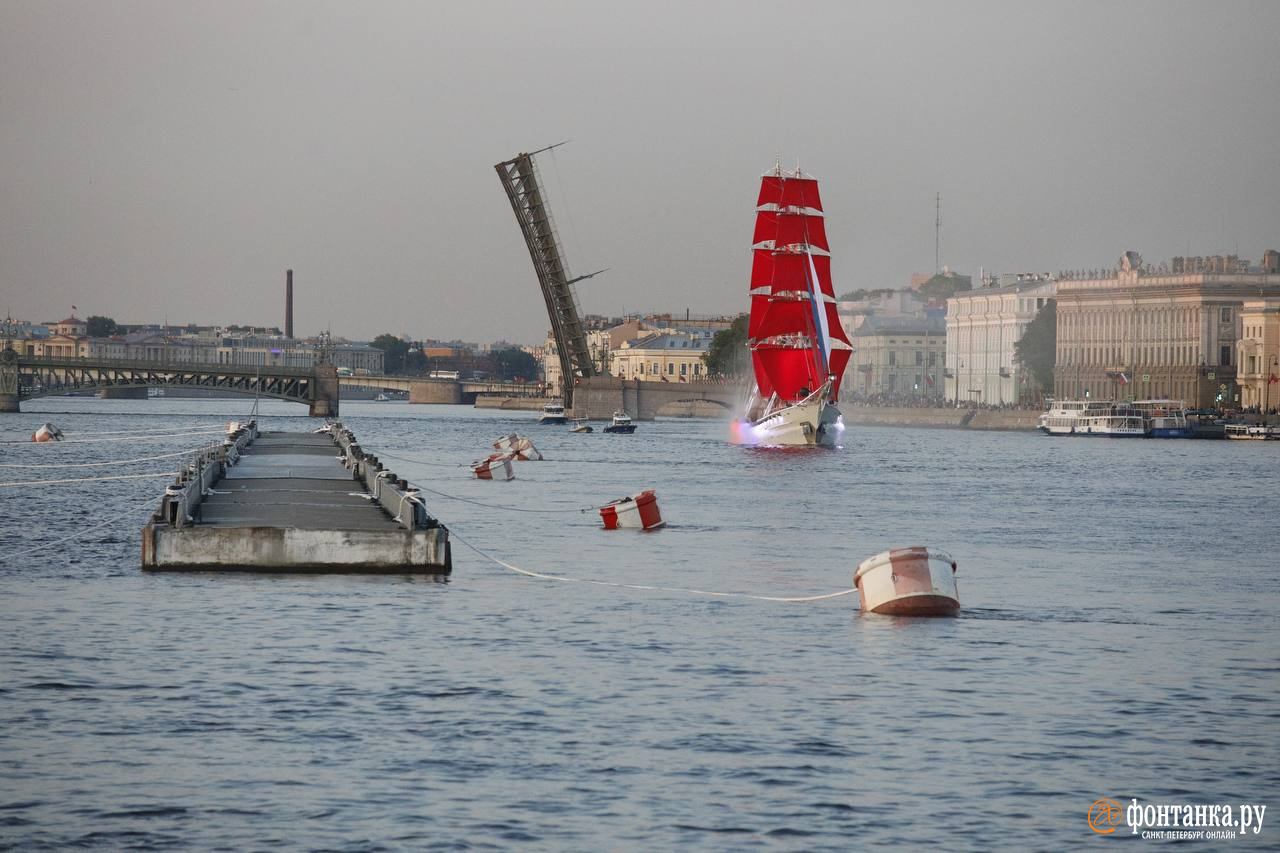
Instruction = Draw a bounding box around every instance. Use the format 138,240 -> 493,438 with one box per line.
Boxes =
338,375 -> 538,404
0,350 -> 340,416
570,376 -> 739,421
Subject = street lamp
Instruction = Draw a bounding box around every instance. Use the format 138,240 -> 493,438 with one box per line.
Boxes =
1266,355 -> 1279,417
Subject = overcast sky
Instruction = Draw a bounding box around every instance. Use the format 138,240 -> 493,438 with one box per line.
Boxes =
3,0 -> 1278,344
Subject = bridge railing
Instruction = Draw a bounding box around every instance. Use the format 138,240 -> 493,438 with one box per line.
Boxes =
14,353 -> 316,379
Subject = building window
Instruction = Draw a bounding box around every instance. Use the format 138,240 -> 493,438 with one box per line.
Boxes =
915,351 -> 923,366
668,363 -> 674,375
1220,307 -> 1232,324
928,352 -> 936,366
889,351 -> 896,366
680,363 -> 687,376
651,362 -> 659,375
1220,345 -> 1231,367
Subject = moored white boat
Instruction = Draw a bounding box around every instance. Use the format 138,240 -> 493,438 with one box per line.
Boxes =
854,547 -> 960,616
1036,399 -> 1113,435
1076,405 -> 1147,437
1132,399 -> 1192,438
1224,423 -> 1276,440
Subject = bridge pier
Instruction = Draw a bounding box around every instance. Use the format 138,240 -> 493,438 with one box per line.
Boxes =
1,350 -> 17,412
309,363 -> 340,417
409,381 -> 462,404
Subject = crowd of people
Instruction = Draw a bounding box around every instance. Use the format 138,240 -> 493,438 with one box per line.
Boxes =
841,392 -> 1043,411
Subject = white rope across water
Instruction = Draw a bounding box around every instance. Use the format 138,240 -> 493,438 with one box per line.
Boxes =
1,429 -> 225,445
450,531 -> 859,604
0,494 -> 161,560
0,471 -> 179,488
0,446 -> 218,469
62,423 -> 224,436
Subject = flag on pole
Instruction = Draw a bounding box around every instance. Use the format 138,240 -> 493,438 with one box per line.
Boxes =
1118,372 -> 1130,385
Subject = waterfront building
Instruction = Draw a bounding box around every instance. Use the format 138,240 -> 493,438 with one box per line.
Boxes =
1054,251 -> 1280,407
846,316 -> 946,400
944,275 -> 1056,406
610,330 -> 714,383
1236,299 -> 1280,411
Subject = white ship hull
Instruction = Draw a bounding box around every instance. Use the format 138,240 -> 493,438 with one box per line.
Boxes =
734,397 -> 843,447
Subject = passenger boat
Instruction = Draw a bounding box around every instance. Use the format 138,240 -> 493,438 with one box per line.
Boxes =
569,418 -> 593,433
1036,399 -> 1113,435
1224,423 -> 1276,440
1131,399 -> 1192,438
538,402 -> 567,425
731,163 -> 852,447
1076,404 -> 1147,437
603,411 -> 636,433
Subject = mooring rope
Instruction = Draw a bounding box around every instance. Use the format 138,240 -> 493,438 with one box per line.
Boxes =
1,429 -> 225,446
412,482 -> 597,514
371,449 -> 470,469
0,471 -> 180,488
0,445 -> 218,469
449,530 -> 860,604
62,423 -> 224,436
0,494 -> 161,561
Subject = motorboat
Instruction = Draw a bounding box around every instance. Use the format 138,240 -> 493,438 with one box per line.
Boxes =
603,411 -> 636,433
538,402 -> 567,425
569,418 -> 593,433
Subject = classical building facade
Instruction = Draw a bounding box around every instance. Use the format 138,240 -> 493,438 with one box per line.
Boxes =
1237,299 -> 1280,412
610,331 -> 713,383
845,316 -> 946,400
945,276 -> 1056,405
1054,252 -> 1280,407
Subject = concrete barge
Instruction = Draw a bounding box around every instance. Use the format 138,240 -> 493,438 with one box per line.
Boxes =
141,421 -> 450,573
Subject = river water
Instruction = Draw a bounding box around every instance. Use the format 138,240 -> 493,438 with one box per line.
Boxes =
2,399 -> 1277,849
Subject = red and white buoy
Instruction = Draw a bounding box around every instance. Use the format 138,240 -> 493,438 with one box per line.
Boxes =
599,489 -> 664,530
853,547 -> 959,616
31,423 -> 64,442
493,434 -> 543,461
472,453 -> 515,481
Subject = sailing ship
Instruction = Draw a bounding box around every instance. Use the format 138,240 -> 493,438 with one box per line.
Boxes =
732,164 -> 852,447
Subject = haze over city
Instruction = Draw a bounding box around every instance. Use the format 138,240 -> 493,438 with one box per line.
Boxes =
3,0 -> 1278,344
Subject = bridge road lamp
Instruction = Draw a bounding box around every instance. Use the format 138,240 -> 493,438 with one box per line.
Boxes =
1266,355 -> 1280,418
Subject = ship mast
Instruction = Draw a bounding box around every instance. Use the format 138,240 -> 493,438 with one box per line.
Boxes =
495,144 -> 603,409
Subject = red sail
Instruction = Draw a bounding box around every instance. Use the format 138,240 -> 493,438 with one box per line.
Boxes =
752,211 -> 828,251
748,294 -> 811,340
757,176 -> 824,211
752,345 -> 825,401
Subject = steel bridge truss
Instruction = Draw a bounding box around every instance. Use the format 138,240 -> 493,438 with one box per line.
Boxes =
495,149 -> 595,408
13,356 -> 319,406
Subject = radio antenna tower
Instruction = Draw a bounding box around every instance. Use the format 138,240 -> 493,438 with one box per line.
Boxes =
935,192 -> 942,274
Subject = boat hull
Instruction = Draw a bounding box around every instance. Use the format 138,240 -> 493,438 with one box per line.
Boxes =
603,424 -> 636,433
854,547 -> 959,617
733,400 -> 843,447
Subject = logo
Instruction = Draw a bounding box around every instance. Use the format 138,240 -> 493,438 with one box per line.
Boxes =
1089,799 -> 1124,834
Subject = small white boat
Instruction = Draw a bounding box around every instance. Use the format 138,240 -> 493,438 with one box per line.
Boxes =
603,411 -> 636,434
598,490 -> 665,530
374,393 -> 389,402
1225,423 -> 1275,440
854,547 -> 959,616
569,418 -> 593,433
538,402 -> 567,425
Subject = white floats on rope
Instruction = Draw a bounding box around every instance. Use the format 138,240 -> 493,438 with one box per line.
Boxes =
0,445 -> 219,469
